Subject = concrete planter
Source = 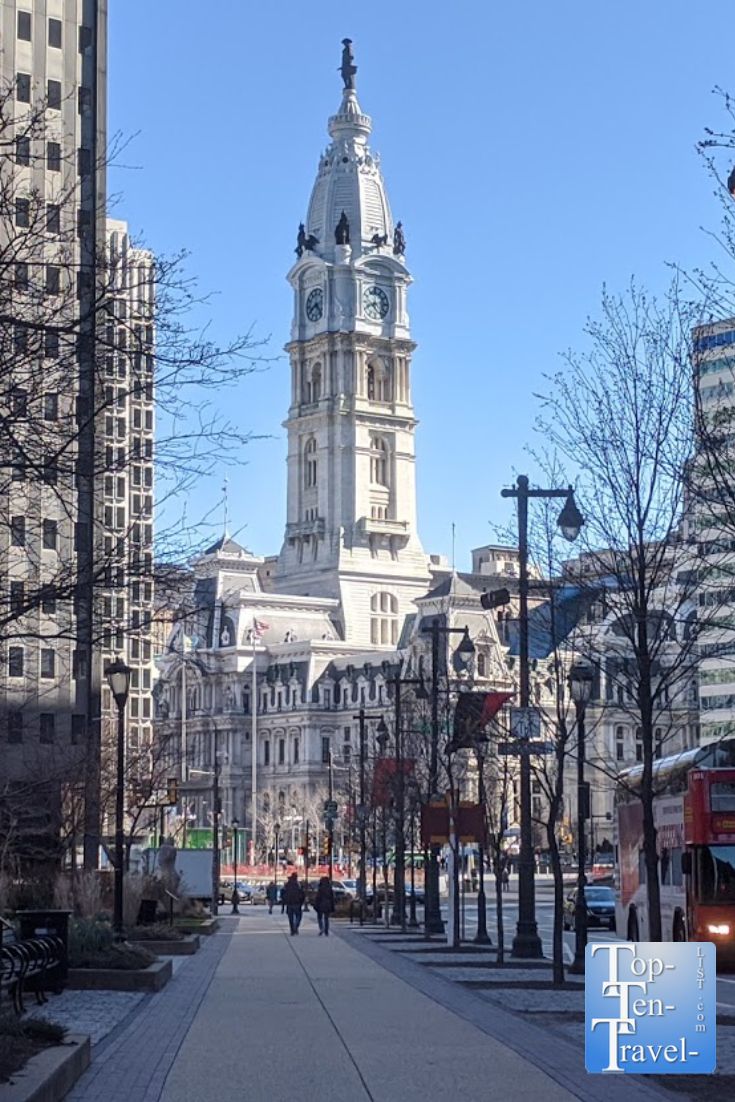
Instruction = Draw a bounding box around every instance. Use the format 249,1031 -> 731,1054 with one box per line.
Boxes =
67,958 -> 172,992
176,918 -> 218,936
127,934 -> 200,955
2,1033 -> 90,1102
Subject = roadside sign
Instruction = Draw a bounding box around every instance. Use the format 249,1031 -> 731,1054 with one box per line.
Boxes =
497,740 -> 555,756
510,707 -> 541,741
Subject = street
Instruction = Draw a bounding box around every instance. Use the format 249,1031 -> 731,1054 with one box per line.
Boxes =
440,879 -> 735,1013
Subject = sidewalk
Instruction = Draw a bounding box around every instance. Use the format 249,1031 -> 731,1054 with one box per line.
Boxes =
160,909 -> 579,1102
63,908 -> 674,1102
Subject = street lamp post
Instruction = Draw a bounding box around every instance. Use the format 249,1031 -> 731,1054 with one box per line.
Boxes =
354,709 -> 383,926
232,818 -> 239,913
106,657 -> 131,941
376,718 -> 390,926
568,660 -> 594,975
474,742 -> 492,945
501,475 -> 583,958
408,789 -> 419,928
419,621 -> 476,938
274,821 -> 281,892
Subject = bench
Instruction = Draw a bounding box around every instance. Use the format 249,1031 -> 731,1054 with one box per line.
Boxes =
0,934 -> 65,1014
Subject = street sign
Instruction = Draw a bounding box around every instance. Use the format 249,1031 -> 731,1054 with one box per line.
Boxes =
497,740 -> 555,756
324,799 -> 338,817
510,707 -> 541,741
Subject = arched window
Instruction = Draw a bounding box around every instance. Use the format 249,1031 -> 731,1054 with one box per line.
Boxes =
615,725 -> 625,761
370,591 -> 398,645
311,363 -> 322,402
304,437 -> 317,488
293,737 -> 299,764
477,653 -> 486,678
370,436 -> 389,486
367,360 -> 391,402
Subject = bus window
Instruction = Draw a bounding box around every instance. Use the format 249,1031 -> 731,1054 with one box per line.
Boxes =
696,845 -> 735,903
660,848 -> 671,885
670,847 -> 683,887
710,782 -> 735,812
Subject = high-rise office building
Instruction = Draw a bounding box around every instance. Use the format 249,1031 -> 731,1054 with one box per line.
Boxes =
0,3 -> 155,865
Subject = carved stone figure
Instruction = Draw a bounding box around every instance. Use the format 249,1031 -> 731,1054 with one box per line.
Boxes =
335,211 -> 350,245
305,232 -> 319,251
371,232 -> 388,247
393,221 -> 406,256
340,38 -> 357,90
296,222 -> 306,257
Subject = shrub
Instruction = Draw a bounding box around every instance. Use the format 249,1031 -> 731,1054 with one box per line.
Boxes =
127,922 -> 184,942
53,872 -> 103,918
0,1011 -> 65,1085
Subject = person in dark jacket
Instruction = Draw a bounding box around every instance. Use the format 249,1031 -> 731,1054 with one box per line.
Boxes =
314,877 -> 336,936
266,881 -> 278,914
282,873 -> 305,935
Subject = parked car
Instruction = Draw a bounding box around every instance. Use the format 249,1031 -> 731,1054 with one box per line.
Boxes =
562,885 -> 616,931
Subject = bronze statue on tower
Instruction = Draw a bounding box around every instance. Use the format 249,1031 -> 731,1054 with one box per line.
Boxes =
340,38 -> 357,90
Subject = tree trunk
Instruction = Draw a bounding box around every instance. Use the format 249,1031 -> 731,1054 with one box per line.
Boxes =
547,811 -> 565,985
638,611 -> 662,940
493,839 -> 505,966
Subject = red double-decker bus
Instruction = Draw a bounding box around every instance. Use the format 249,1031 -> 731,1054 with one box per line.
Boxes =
615,740 -> 735,955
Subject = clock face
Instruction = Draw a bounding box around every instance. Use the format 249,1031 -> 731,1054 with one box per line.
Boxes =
305,287 -> 323,322
364,285 -> 389,321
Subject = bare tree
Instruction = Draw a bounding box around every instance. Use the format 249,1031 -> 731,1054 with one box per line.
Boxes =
536,285 -> 709,940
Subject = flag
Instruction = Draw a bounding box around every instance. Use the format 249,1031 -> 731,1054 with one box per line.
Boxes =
371,758 -> 415,807
449,691 -> 514,751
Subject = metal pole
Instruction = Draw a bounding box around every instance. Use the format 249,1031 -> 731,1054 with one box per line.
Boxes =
408,805 -> 418,927
113,701 -> 125,939
391,677 -> 406,929
250,637 -> 258,866
474,746 -> 492,944
424,619 -> 444,936
569,701 -> 588,974
511,475 -> 543,958
359,710 -> 367,926
372,807 -> 378,922
303,818 -> 309,910
328,749 -> 334,881
212,727 -> 220,917
181,660 -> 188,850
274,827 -> 279,890
232,826 -> 239,913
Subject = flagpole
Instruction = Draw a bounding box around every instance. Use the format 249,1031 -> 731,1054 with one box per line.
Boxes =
250,630 -> 257,868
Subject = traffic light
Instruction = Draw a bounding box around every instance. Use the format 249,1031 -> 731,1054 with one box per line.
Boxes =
166,777 -> 178,805
321,835 -> 331,859
480,588 -> 511,611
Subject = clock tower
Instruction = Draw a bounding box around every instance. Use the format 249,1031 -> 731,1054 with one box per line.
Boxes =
274,40 -> 430,647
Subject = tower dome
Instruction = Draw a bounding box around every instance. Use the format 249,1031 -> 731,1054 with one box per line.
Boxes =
304,41 -> 394,261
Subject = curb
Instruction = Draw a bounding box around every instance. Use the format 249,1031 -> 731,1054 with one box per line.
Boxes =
2,1033 -> 90,1102
67,958 -> 172,992
126,934 -> 200,955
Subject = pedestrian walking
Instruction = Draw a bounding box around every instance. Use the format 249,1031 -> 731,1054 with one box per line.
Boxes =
502,867 -> 510,893
266,880 -> 278,914
314,876 -> 335,937
231,886 -> 240,914
280,884 -> 286,914
282,872 -> 305,935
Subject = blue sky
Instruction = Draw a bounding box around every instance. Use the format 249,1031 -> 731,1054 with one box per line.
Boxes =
109,2 -> 734,568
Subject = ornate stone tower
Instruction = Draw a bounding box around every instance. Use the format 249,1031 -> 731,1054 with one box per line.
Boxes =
274,40 -> 429,647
